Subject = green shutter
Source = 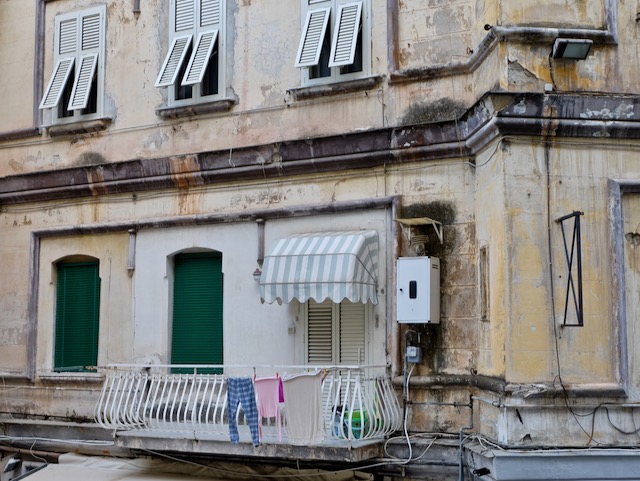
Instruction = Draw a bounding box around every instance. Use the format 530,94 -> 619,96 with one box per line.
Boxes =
55,261 -> 100,372
171,252 -> 223,374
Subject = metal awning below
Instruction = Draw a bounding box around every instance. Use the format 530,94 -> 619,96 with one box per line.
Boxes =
19,453 -> 373,481
259,230 -> 378,305
18,454 -> 208,481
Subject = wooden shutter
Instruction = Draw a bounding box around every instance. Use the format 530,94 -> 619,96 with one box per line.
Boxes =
200,0 -> 221,28
328,1 -> 362,67
40,17 -> 78,109
295,6 -> 331,68
40,58 -> 75,109
175,0 -> 196,31
307,299 -> 334,364
68,12 -> 102,110
171,252 -> 223,374
181,0 -> 221,86
155,35 -> 193,87
307,300 -> 366,365
339,302 -> 365,364
156,0 -> 196,87
182,30 -> 218,85
55,262 -> 100,372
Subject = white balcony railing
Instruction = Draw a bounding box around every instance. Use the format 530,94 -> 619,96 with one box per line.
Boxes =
94,365 -> 402,445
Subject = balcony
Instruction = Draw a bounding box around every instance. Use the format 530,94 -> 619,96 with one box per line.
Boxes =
95,364 -> 402,462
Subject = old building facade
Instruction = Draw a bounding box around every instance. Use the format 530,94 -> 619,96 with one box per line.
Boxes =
1,0 -> 640,479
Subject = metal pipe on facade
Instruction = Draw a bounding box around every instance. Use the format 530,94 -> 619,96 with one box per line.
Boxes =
389,0 -> 617,83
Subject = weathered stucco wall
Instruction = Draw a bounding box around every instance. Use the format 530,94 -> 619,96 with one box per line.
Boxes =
2,0 -> 640,455
0,1 -> 36,132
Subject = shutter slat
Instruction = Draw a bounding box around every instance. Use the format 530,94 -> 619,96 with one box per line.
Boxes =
39,58 -> 75,109
59,18 -> 77,55
294,7 -> 330,68
176,0 -> 195,31
328,2 -> 362,67
339,302 -> 365,364
81,14 -> 101,50
308,299 -> 333,364
200,0 -> 221,27
68,54 -> 98,110
182,30 -> 218,85
155,35 -> 193,87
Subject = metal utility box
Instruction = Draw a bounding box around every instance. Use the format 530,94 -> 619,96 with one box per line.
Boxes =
396,257 -> 440,323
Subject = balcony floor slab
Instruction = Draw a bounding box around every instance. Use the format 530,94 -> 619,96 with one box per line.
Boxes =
115,428 -> 386,463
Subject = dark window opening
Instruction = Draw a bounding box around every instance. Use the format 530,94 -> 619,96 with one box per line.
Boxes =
175,45 -> 193,100
202,44 -> 219,97
58,66 -> 75,118
310,26 -> 332,79
81,73 -> 98,115
340,25 -> 362,75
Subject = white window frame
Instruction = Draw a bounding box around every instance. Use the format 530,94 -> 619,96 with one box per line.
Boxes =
40,6 -> 106,125
156,0 -> 226,107
295,0 -> 371,87
304,299 -> 371,366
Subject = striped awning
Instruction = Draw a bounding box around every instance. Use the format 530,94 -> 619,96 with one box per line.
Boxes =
260,230 -> 378,305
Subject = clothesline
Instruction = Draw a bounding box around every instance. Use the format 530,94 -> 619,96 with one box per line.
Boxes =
105,363 -> 390,370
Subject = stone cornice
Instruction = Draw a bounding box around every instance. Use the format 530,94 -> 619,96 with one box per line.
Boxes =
2,93 -> 640,205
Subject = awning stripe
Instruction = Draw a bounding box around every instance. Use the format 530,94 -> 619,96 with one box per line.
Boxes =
260,230 -> 378,304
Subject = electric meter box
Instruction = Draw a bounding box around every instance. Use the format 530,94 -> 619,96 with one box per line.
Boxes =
396,257 -> 440,323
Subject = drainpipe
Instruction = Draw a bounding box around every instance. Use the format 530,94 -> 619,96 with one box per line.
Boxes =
389,196 -> 402,380
458,397 -> 474,481
389,0 -> 617,83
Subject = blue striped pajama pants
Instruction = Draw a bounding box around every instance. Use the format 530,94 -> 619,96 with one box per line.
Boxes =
227,377 -> 260,445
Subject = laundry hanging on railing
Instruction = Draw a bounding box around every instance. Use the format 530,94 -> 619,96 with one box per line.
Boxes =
282,371 -> 324,445
254,376 -> 284,442
227,377 -> 260,446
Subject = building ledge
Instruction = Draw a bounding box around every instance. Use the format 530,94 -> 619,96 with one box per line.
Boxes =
288,76 -> 383,101
155,99 -> 237,119
0,128 -> 40,142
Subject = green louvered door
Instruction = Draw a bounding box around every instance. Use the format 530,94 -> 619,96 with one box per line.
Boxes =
171,252 -> 223,373
55,261 -> 100,372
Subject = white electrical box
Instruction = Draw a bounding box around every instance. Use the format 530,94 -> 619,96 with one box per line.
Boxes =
396,257 -> 440,323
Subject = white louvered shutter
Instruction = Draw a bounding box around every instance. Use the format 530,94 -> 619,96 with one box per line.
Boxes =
181,0 -> 221,86
155,0 -> 196,87
328,1 -> 362,67
68,11 -> 102,110
294,6 -> 331,68
40,17 -> 78,109
307,300 -> 335,364
339,302 -> 365,364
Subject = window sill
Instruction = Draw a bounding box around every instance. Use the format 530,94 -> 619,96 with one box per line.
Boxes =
288,75 -> 383,101
156,98 -> 237,119
45,117 -> 112,138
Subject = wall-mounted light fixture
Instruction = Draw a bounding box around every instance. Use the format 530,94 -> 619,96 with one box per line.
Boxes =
551,38 -> 593,60
253,267 -> 262,282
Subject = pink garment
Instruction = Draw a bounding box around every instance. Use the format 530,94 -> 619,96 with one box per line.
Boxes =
254,377 -> 282,441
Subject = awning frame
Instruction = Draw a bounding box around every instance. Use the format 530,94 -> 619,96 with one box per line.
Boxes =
259,230 -> 379,305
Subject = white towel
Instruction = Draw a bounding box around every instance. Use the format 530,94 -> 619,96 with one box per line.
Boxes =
282,372 -> 324,445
